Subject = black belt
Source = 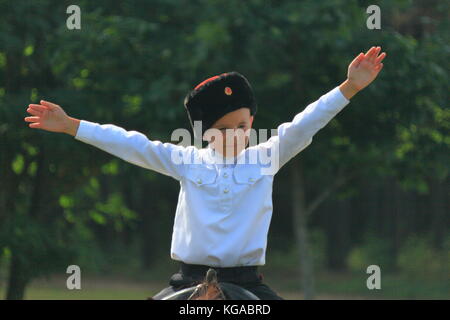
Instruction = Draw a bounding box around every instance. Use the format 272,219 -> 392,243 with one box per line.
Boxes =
179,262 -> 260,284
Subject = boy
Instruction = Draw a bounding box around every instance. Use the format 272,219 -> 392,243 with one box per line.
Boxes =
25,46 -> 386,299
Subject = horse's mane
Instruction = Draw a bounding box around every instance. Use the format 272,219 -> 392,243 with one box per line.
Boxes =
188,269 -> 226,300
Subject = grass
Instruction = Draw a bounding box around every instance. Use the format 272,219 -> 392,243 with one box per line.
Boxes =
1,265 -> 447,300
0,253 -> 447,300
14,276 -> 160,300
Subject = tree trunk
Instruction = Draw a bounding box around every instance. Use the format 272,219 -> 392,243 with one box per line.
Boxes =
291,159 -> 315,299
429,178 -> 447,250
138,180 -> 160,269
6,251 -> 30,300
122,171 -> 159,269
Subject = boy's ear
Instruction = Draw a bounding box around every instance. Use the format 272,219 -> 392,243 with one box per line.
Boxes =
250,116 -> 254,127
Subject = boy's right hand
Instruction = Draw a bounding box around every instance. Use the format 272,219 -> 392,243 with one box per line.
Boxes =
25,100 -> 80,136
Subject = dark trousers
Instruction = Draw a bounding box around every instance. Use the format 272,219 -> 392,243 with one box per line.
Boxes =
152,262 -> 284,300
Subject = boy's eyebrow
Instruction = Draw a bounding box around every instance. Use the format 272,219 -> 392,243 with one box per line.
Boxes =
216,121 -> 247,128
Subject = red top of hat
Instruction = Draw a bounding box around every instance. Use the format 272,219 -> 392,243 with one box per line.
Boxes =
194,72 -> 229,90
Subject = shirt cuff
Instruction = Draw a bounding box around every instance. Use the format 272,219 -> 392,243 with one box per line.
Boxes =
333,85 -> 351,105
318,85 -> 351,114
74,119 -> 98,142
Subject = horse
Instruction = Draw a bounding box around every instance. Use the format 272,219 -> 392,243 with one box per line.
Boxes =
149,268 -> 260,300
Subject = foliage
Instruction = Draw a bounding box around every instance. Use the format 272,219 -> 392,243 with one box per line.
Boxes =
0,0 -> 448,299
346,234 -> 396,273
397,235 -> 449,279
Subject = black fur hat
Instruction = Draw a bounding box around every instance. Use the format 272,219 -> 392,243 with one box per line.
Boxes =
184,71 -> 257,139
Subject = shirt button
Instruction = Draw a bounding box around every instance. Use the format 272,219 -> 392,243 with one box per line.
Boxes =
223,173 -> 228,178
223,188 -> 229,194
196,179 -> 202,185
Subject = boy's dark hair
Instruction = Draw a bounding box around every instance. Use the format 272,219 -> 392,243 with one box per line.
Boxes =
184,71 -> 257,139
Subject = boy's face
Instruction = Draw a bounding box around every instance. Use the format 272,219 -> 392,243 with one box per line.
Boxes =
203,107 -> 254,157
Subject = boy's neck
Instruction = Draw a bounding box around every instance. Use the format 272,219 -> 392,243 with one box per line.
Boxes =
207,144 -> 246,160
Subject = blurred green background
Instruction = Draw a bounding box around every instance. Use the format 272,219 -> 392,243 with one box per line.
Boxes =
0,0 -> 448,300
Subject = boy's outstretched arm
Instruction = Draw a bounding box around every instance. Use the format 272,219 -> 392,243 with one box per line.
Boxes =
263,46 -> 387,172
24,101 -> 187,180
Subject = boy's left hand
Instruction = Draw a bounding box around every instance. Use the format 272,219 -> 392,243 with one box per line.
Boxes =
347,46 -> 386,91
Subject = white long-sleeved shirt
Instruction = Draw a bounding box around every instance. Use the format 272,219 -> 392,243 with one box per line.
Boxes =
74,86 -> 350,267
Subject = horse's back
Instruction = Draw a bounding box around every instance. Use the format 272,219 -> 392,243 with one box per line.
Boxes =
219,282 -> 260,300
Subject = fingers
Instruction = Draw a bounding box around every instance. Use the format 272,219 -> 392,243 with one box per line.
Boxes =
28,104 -> 49,112
25,101 -> 58,129
361,46 -> 386,68
368,47 -> 380,62
375,63 -> 384,71
24,116 -> 40,122
27,106 -> 43,116
24,115 -> 42,128
40,100 -> 58,110
365,46 -> 377,56
364,46 -> 381,63
373,47 -> 382,61
375,52 -> 387,64
352,52 -> 365,68
29,122 -> 41,128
